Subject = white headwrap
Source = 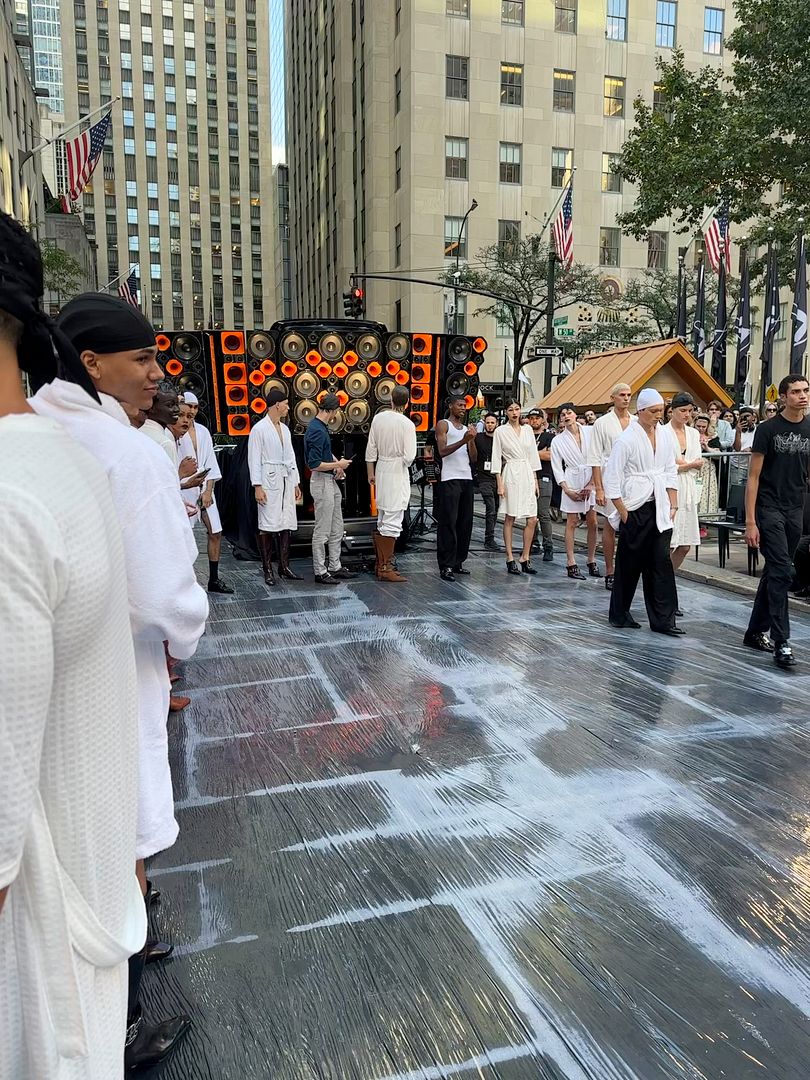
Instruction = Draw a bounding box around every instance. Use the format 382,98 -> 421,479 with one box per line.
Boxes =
636,388 -> 664,411
183,392 -> 199,405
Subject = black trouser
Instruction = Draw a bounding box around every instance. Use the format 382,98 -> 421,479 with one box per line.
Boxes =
436,479 -> 474,568
610,500 -> 677,630
747,505 -> 803,644
478,477 -> 499,543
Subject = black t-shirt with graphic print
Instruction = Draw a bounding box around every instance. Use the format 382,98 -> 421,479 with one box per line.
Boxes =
752,414 -> 810,512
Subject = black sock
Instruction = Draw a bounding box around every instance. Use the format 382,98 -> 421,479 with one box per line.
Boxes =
208,559 -> 219,584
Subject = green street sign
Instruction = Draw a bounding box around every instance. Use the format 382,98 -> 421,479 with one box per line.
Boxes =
555,328 -> 575,337
553,316 -> 568,326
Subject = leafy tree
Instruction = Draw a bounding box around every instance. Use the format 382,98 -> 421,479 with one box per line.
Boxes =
440,236 -> 604,397
617,0 -> 810,265
39,240 -> 84,308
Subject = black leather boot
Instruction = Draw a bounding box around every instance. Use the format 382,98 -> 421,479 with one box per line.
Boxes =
257,532 -> 276,586
278,530 -> 302,580
125,1004 -> 191,1072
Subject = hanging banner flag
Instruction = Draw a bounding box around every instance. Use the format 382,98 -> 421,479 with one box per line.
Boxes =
790,230 -> 807,375
710,254 -> 727,384
704,206 -> 731,273
760,238 -> 781,408
734,246 -> 751,399
552,180 -> 574,267
692,258 -> 706,365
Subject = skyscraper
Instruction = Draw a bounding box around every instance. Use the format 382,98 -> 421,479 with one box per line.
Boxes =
59,0 -> 275,330
1,1 -> 43,223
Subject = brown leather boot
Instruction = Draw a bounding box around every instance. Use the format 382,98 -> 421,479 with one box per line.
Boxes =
377,535 -> 406,582
372,530 -> 383,578
257,532 -> 276,586
278,530 -> 302,580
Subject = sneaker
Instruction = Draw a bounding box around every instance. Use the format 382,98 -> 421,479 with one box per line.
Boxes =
774,642 -> 797,668
542,546 -> 554,563
330,567 -> 357,580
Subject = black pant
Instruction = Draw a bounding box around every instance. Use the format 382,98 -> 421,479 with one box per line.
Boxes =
747,505 -> 803,644
610,500 -> 677,630
478,478 -> 499,543
436,479 -> 474,568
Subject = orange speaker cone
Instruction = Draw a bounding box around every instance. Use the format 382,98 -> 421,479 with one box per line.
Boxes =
224,362 -> 247,384
249,370 -> 265,386
473,337 -> 487,354
316,362 -> 333,378
281,361 -> 297,377
156,334 -> 172,352
222,331 -> 245,355
227,413 -> 250,435
411,333 -> 433,356
464,395 -> 475,410
395,370 -> 409,385
411,363 -> 430,384
464,361 -> 478,376
410,411 -> 429,432
333,362 -> 349,379
226,385 -> 247,406
411,384 -> 429,404
260,359 -> 277,376
251,398 -> 267,414
336,390 -> 349,407
386,361 -> 401,376
306,350 -> 320,367
343,350 -> 359,367
367,361 -> 382,378
166,359 -> 183,376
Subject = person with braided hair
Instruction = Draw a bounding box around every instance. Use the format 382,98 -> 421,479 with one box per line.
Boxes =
0,211 -> 146,1078
30,289 -> 208,1070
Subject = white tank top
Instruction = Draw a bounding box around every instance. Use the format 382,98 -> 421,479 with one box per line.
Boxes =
441,420 -> 472,482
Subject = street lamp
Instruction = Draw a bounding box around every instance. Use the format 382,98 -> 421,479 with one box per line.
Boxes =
676,246 -> 688,341
453,198 -> 478,334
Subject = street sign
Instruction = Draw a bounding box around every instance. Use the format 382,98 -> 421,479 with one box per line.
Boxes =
528,345 -> 564,359
553,315 -> 568,326
766,383 -> 778,403
554,328 -> 575,337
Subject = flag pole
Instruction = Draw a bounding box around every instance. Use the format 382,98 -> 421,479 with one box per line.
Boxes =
534,166 -> 577,242
19,97 -> 120,169
99,263 -> 134,294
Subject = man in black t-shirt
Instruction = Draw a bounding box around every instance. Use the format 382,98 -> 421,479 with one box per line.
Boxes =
474,412 -> 501,551
744,374 -> 810,667
527,408 -> 555,561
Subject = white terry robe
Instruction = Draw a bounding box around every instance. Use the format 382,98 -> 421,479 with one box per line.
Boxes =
603,420 -> 679,533
663,421 -> 702,548
31,380 -> 209,860
551,425 -> 596,513
491,422 -> 541,519
365,408 -> 418,511
248,416 -> 301,531
141,418 -> 178,466
0,414 -> 146,1080
587,409 -> 637,467
181,421 -> 223,531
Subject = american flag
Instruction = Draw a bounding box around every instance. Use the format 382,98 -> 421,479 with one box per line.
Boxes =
704,206 -> 731,273
65,111 -> 112,203
552,182 -> 574,267
117,269 -> 140,309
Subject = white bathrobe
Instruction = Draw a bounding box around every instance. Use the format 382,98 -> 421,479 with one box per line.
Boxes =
551,425 -> 596,513
248,416 -> 301,531
31,380 -> 209,860
603,420 -> 679,534
181,421 -> 223,531
365,408 -> 418,511
141,418 -> 178,466
1,414 -> 145,1080
491,422 -> 541,518
663,421 -> 702,548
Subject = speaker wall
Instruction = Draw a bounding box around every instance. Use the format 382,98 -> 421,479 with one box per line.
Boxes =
158,330 -> 213,429
248,331 -> 274,359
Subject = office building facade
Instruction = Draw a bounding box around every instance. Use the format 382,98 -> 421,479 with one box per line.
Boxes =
59,0 -> 275,330
1,0 -> 43,224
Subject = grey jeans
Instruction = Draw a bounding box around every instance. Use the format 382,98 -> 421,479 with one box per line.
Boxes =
536,475 -> 553,547
310,471 -> 344,575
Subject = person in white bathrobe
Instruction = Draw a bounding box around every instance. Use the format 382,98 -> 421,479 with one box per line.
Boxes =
180,391 -> 233,594
0,212 -> 145,1080
366,384 -> 418,582
551,403 -> 601,581
603,387 -> 682,635
38,291 -> 210,1070
248,387 -> 302,585
587,382 -> 636,590
491,400 -> 541,575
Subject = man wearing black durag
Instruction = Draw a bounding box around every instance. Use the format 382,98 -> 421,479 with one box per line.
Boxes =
30,291 -> 209,1071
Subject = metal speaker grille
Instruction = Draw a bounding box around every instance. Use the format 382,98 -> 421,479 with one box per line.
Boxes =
248,332 -> 274,359
319,332 -> 345,360
374,378 -> 396,405
177,373 -> 206,396
447,373 -> 470,396
281,332 -> 307,360
346,371 -> 371,398
173,334 -> 202,361
386,333 -> 410,361
346,399 -> 370,426
326,409 -> 346,433
262,379 -> 288,401
447,337 -> 473,364
294,371 -> 320,398
356,333 -> 382,361
294,399 -> 318,425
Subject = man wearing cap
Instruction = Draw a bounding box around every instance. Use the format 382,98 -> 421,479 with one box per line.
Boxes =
180,391 -> 232,594
435,395 -> 478,581
603,387 -> 682,635
527,408 -> 555,562
248,387 -> 302,585
304,392 -> 356,584
588,383 -> 635,590
31,291 -> 209,1070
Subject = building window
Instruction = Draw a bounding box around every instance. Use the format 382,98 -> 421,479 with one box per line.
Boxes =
500,63 -> 523,106
600,227 -> 621,266
444,216 -> 466,260
394,68 -> 401,114
656,1 -> 677,47
446,55 -> 469,100
555,0 -> 577,33
395,146 -> 401,190
498,219 -> 520,257
445,137 -> 468,179
395,223 -> 401,266
601,152 -> 622,192
499,142 -> 522,184
606,0 -> 627,40
704,7 -> 724,54
604,76 -> 626,117
647,230 -> 668,269
551,147 -> 573,188
501,0 -> 524,25
446,0 -> 469,14
553,69 -> 575,112
454,294 -> 467,334
653,83 -> 669,116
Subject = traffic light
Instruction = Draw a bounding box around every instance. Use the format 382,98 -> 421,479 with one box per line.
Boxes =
342,285 -> 365,318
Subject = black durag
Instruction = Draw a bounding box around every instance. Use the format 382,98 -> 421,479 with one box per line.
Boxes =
55,292 -> 156,355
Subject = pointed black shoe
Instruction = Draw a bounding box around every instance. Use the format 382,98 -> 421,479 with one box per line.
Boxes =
125,1007 -> 191,1072
609,616 -> 641,629
506,560 -> 522,575
440,568 -> 456,581
587,562 -> 603,578
652,626 -> 686,636
452,565 -> 471,575
144,939 -> 174,964
566,564 -> 586,580
743,631 -> 774,653
207,578 -> 234,594
520,560 -> 537,575
604,574 -> 614,591
144,879 -> 161,907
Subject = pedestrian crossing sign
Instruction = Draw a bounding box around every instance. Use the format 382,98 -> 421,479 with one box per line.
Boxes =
765,383 -> 778,403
